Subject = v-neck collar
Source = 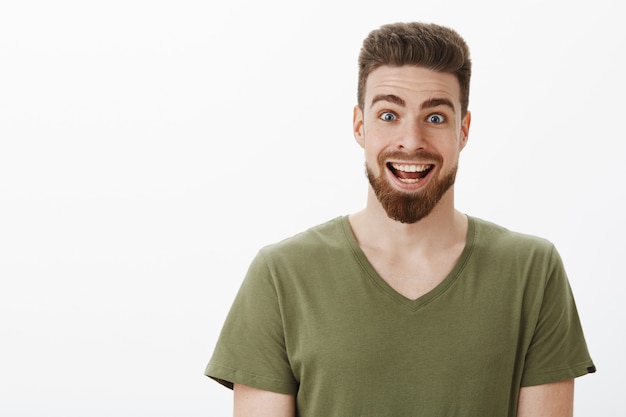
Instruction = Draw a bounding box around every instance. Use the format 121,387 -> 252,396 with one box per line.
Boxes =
340,215 -> 476,311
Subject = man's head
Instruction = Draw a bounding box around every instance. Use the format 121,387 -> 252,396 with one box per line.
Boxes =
354,23 -> 472,224
357,22 -> 471,117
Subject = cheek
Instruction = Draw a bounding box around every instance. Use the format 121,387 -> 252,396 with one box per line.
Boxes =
441,147 -> 462,167
362,145 -> 378,168
365,146 -> 389,177
364,148 -> 378,168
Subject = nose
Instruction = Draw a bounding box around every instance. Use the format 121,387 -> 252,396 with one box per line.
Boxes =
397,118 -> 426,153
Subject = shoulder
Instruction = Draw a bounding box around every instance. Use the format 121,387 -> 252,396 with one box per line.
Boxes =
245,216 -> 354,290
258,216 -> 350,265
471,216 -> 555,251
261,217 -> 346,257
466,217 -> 570,297
469,216 -> 560,266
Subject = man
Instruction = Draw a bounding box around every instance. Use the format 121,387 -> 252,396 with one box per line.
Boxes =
205,22 -> 595,416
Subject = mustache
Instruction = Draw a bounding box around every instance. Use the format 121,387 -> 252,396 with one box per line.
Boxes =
377,150 -> 443,165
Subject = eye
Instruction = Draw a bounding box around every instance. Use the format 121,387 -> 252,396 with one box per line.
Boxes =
379,112 -> 398,122
427,114 -> 445,124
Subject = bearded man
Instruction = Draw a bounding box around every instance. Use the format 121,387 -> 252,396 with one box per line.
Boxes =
205,22 -> 595,417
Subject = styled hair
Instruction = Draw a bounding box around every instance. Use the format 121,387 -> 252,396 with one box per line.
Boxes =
357,22 -> 472,116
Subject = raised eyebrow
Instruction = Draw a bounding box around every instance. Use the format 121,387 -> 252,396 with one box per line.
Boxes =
370,94 -> 405,108
421,98 -> 456,114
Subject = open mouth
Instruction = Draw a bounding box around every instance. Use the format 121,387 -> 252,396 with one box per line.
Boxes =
387,162 -> 434,184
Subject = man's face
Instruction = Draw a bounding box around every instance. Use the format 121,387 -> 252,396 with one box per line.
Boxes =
353,65 -> 471,224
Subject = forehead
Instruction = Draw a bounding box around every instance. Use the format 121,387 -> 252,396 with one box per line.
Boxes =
365,65 -> 461,108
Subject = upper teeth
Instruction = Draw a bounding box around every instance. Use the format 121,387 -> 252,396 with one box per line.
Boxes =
391,163 -> 430,172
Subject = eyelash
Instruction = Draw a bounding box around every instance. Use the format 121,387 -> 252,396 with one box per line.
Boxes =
427,114 -> 446,124
379,111 -> 397,122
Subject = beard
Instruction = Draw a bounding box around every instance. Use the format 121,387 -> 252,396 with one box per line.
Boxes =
366,150 -> 457,224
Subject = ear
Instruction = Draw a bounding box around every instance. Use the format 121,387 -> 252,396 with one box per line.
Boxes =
353,105 -> 365,149
460,111 -> 471,150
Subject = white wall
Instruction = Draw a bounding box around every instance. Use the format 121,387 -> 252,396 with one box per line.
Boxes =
1,0 -> 623,415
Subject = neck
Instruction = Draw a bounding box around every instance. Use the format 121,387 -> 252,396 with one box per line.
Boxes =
350,186 -> 467,253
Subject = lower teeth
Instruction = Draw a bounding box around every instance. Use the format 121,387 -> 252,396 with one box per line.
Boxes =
399,178 -> 421,184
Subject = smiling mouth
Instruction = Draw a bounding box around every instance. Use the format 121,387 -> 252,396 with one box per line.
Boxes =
387,163 -> 434,184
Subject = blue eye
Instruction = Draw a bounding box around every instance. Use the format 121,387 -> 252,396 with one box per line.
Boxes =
380,112 -> 397,122
427,114 -> 445,124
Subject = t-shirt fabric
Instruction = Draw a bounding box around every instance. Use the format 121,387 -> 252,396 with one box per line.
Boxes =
206,215 -> 595,416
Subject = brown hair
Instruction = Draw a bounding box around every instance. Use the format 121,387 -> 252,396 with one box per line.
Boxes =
357,22 -> 472,116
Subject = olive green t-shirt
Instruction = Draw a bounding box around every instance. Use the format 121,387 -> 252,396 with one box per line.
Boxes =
206,216 -> 595,416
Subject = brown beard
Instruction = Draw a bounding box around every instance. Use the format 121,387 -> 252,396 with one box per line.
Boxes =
366,151 -> 457,224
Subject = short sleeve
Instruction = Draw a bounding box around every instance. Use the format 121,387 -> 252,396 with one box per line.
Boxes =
521,246 -> 596,386
205,251 -> 299,394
